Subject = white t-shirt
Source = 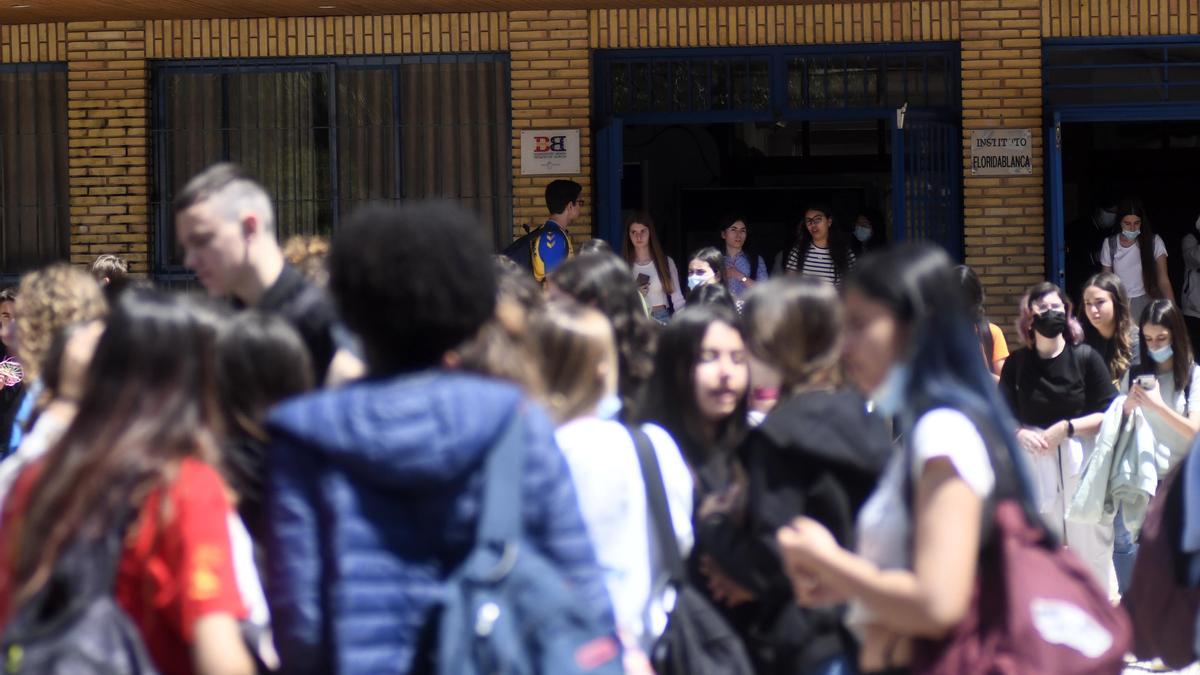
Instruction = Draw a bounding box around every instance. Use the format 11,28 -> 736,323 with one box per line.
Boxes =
632,258 -> 686,312
847,408 -> 995,635
1100,234 -> 1167,299
555,418 -> 694,651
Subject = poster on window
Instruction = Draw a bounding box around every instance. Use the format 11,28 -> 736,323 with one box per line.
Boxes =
520,129 -> 581,176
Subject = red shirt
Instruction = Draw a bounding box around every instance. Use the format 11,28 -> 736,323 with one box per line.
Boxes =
0,458 -> 247,675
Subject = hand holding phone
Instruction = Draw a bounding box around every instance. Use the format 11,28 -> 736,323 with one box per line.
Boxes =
1135,374 -> 1157,390
636,273 -> 651,287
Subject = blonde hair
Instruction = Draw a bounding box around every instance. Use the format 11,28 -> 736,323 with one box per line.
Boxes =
741,277 -> 842,394
15,265 -> 107,381
282,235 -> 330,287
536,301 -> 617,424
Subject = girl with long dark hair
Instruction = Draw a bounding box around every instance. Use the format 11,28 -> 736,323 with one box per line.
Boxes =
1080,272 -> 1137,384
1106,299 -> 1200,594
623,213 -> 685,322
0,289 -> 257,675
775,244 -> 1029,673
784,204 -> 856,287
637,303 -> 749,496
719,216 -> 768,301
1100,197 -> 1175,324
697,277 -> 891,675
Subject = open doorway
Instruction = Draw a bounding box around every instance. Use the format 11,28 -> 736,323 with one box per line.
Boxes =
619,118 -> 892,273
1060,120 -> 1200,302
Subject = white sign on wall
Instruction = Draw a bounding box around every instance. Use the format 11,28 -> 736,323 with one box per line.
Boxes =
970,128 -> 1033,176
520,129 -> 581,176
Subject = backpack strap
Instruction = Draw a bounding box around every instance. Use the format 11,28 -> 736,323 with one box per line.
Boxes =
1108,233 -> 1120,266
475,413 -> 527,544
629,426 -> 685,582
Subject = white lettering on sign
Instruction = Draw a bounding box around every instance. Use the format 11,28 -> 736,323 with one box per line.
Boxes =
970,128 -> 1033,176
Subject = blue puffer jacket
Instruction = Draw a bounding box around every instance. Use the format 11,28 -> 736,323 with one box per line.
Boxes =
264,371 -> 614,674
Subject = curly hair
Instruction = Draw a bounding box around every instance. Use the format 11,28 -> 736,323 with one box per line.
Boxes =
15,264 -> 107,381
548,252 -> 656,417
282,235 -> 331,287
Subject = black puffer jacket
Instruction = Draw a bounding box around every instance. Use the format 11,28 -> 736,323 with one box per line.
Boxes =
696,389 -> 891,674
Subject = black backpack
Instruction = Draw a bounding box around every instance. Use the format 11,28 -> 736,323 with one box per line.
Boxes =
628,427 -> 755,675
1,513 -> 158,675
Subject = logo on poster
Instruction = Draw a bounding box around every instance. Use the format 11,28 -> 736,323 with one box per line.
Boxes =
534,136 -> 568,153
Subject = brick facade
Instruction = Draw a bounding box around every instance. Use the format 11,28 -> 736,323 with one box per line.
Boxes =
66,21 -> 150,273
1,1 -> 1198,322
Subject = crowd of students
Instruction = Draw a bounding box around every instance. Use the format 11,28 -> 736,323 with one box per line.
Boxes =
0,165 -> 1194,675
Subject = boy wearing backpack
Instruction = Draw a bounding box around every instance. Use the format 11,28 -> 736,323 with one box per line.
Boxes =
504,180 -> 581,283
264,201 -> 617,675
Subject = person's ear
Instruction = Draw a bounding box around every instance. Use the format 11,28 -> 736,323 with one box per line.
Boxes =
240,213 -> 258,241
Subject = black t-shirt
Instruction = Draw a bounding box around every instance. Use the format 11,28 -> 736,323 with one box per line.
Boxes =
256,264 -> 338,384
1081,325 -> 1140,381
999,342 -> 1117,429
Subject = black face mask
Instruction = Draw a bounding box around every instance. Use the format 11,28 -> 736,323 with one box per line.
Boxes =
1033,309 -> 1067,338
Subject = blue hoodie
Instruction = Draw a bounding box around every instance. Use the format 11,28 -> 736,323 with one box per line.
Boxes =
264,371 -> 614,674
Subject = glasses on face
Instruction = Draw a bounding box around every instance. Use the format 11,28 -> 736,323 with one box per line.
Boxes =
805,216 -> 827,226
1033,301 -> 1065,313
573,199 -> 585,208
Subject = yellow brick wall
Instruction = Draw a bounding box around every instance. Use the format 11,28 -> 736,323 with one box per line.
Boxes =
961,0 -> 1044,336
511,10 -> 592,242
1043,0 -> 1200,36
66,21 -> 151,272
2,1 -> 1199,315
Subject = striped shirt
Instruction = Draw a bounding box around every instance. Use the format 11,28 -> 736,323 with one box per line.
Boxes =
786,244 -> 855,287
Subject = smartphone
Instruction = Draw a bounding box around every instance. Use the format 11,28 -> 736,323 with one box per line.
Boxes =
1135,374 -> 1158,390
636,273 -> 651,287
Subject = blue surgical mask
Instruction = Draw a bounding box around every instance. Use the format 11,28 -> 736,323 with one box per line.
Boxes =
854,226 -> 872,243
1121,228 -> 1141,241
687,271 -> 712,290
1149,344 -> 1174,364
870,364 -> 910,419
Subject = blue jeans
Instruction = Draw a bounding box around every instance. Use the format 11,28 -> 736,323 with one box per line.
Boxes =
1113,504 -> 1138,594
807,653 -> 858,675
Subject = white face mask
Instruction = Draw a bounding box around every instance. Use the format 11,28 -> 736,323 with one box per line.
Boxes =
870,364 -> 910,419
1194,215 -> 1200,234
687,270 -> 713,290
1097,208 -> 1117,229
854,226 -> 873,243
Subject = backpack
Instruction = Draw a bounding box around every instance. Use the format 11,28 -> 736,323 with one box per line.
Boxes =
502,224 -> 543,271
433,413 -> 623,675
1,511 -> 158,675
1122,464 -> 1200,668
628,427 -> 755,675
904,414 -> 1131,675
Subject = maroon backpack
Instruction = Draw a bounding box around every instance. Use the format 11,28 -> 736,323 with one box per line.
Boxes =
911,500 -> 1132,675
1122,466 -> 1200,668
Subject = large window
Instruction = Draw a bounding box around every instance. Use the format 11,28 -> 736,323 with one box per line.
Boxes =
0,63 -> 69,278
152,55 -> 511,275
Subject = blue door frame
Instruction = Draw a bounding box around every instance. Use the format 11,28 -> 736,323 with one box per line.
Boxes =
594,44 -> 963,256
1044,102 -> 1200,288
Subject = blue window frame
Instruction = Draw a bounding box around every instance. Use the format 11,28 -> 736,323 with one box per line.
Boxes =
150,54 -> 512,278
1045,37 -> 1200,107
597,43 -> 959,123
0,62 -> 69,280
